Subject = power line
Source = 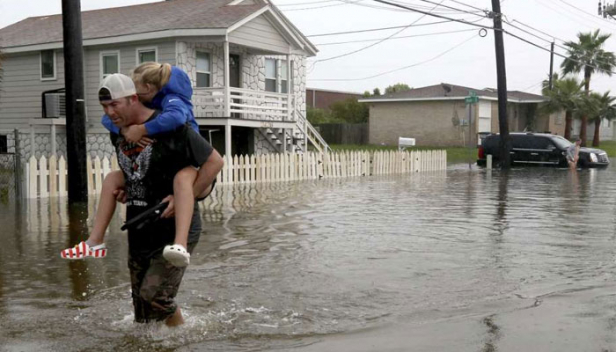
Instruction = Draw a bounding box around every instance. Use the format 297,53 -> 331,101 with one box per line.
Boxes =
556,0 -> 616,29
313,0 -> 453,63
277,0 -> 340,6
371,0 -> 495,31
390,0 -> 486,18
447,0 -> 486,12
283,0 -> 362,11
509,19 -> 568,44
314,28 -> 477,46
370,0 -> 616,76
309,32 -> 478,81
306,19 -> 466,37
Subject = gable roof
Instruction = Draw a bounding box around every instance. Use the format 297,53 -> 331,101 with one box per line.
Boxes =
359,83 -> 547,103
0,0 -> 317,55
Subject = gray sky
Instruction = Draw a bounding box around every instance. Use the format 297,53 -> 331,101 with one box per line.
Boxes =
1,0 -> 615,95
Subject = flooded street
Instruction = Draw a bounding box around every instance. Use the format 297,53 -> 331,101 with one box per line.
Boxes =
2,165 -> 616,351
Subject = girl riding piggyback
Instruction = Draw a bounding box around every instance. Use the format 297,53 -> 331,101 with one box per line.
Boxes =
61,63 -> 210,267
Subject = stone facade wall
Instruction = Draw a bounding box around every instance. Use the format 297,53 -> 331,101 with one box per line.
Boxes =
176,40 -> 308,154
8,131 -> 115,161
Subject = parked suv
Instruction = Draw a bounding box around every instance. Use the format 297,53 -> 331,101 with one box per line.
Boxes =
477,133 -> 610,168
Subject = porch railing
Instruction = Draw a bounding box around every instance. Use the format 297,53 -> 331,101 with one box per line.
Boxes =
193,87 -> 293,121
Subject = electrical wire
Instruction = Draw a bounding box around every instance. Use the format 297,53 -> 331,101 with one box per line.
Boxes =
306,19 -> 468,37
282,0 -> 362,11
314,28 -> 477,46
371,0 -> 616,75
309,32 -> 478,81
556,0 -> 616,29
312,0 -> 452,64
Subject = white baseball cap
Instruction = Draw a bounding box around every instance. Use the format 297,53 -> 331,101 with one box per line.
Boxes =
98,73 -> 136,101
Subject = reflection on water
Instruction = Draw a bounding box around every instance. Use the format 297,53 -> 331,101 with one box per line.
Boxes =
2,166 -> 616,351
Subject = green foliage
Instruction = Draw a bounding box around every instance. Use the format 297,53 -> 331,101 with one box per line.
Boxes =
329,98 -> 369,124
561,30 -> 616,84
373,88 -> 381,96
308,98 -> 369,124
307,107 -> 343,124
384,83 -> 411,95
363,91 -> 371,97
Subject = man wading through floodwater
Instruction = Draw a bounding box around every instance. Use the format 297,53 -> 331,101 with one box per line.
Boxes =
98,73 -> 223,326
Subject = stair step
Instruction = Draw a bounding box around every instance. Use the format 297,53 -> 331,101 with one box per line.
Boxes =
265,128 -> 274,134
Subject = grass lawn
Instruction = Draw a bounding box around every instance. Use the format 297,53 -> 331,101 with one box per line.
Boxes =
329,144 -> 476,164
598,141 -> 616,157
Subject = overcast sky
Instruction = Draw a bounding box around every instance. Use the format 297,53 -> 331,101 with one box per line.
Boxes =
1,0 -> 615,95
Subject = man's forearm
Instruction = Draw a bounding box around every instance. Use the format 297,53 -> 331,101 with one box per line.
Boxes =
193,150 -> 224,197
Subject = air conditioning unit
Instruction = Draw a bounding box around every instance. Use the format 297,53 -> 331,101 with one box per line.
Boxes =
44,93 -> 66,118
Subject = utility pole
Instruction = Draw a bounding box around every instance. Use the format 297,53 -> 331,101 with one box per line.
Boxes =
491,0 -> 511,168
61,0 -> 88,203
549,41 -> 555,90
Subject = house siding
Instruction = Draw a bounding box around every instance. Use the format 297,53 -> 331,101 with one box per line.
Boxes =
368,100 -> 469,147
0,50 -> 65,131
85,40 -> 177,123
228,14 -> 290,53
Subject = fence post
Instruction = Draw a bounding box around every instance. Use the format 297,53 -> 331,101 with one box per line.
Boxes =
49,155 -> 58,197
39,156 -> 48,198
59,156 -> 67,197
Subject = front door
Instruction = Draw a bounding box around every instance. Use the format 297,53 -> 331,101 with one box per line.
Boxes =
229,54 -> 241,118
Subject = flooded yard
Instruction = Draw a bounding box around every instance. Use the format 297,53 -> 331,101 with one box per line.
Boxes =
2,165 -> 616,351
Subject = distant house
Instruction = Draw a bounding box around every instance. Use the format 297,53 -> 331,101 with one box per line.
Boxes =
306,88 -> 363,111
359,83 -> 565,147
0,0 -> 330,161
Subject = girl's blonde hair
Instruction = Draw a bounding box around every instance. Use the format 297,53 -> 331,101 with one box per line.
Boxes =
132,62 -> 172,91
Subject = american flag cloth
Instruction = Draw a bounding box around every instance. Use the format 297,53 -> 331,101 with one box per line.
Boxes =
60,241 -> 107,259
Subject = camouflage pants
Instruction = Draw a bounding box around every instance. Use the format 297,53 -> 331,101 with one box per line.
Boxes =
128,242 -> 197,323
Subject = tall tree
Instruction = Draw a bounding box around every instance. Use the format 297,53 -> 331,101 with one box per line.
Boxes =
561,29 -> 616,146
541,73 -> 583,140
384,83 -> 411,95
372,88 -> 381,96
586,91 -> 616,146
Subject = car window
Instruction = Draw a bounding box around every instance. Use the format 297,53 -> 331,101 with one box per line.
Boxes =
511,135 -> 529,149
532,137 -> 555,150
551,136 -> 572,149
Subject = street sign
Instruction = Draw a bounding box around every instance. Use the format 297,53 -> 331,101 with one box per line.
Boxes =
465,92 -> 478,104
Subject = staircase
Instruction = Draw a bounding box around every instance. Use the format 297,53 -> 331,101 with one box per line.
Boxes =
258,111 -> 331,154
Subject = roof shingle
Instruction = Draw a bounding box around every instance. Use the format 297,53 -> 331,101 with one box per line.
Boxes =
0,0 -> 265,49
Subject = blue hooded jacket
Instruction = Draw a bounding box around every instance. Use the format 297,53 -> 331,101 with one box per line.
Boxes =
101,66 -> 199,135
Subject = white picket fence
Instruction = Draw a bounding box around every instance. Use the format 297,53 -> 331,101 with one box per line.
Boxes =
218,150 -> 446,184
26,155 -> 120,198
26,150 -> 446,198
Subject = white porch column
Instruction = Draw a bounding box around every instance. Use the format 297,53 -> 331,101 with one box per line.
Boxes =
225,120 -> 232,157
50,124 -> 56,156
286,55 -> 292,122
223,40 -> 230,118
30,126 -> 35,158
282,129 -> 287,153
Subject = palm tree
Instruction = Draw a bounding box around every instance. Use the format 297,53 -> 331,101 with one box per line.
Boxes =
561,29 -> 616,146
541,74 -> 583,140
587,91 -> 616,146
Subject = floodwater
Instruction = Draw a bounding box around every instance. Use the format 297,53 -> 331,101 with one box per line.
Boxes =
2,165 -> 616,351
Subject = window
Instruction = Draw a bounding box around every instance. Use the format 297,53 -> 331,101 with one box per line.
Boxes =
137,48 -> 157,64
281,60 -> 289,94
40,50 -> 56,80
265,58 -> 277,92
0,135 -> 7,153
101,52 -> 120,79
196,51 -> 211,87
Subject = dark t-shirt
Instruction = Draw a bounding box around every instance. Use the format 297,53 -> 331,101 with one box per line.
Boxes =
110,110 -> 213,256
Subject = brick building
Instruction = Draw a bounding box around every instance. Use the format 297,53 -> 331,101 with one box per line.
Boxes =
306,88 -> 363,110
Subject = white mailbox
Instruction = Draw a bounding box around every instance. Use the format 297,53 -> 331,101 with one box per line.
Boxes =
398,137 -> 416,150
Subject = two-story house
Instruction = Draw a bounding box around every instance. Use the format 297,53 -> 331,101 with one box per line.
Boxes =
0,0 -> 330,162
